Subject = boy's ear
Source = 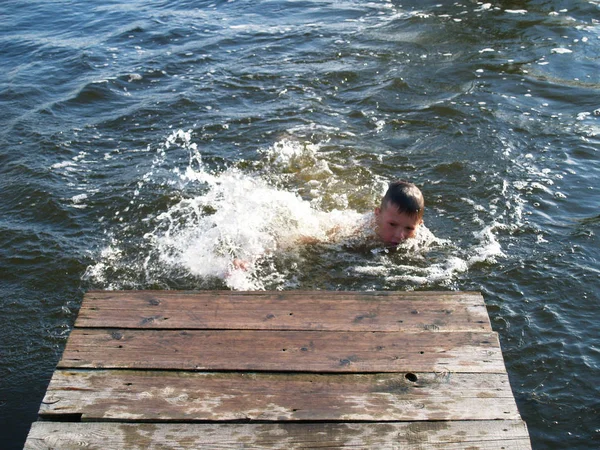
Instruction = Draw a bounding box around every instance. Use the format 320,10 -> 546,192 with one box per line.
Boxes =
374,206 -> 381,216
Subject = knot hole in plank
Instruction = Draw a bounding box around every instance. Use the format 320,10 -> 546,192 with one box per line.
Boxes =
405,373 -> 418,382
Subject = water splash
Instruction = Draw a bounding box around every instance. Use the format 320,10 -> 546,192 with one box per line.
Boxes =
84,129 -> 507,291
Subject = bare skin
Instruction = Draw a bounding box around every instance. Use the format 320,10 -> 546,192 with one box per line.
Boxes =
374,205 -> 422,247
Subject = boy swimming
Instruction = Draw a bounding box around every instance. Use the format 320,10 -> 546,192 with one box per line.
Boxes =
372,179 -> 424,247
231,179 -> 424,270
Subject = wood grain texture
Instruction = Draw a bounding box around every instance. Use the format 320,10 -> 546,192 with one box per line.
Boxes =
40,369 -> 520,422
25,420 -> 532,450
75,290 -> 491,332
25,290 -> 531,449
57,328 -> 505,373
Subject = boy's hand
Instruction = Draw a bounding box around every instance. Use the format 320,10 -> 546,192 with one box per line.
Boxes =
232,258 -> 250,271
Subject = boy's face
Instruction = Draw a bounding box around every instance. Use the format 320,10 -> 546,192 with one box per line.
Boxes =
374,203 -> 422,247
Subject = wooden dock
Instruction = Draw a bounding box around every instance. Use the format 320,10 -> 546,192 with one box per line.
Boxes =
25,290 -> 531,449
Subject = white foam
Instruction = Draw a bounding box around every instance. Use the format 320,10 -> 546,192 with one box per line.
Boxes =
72,193 -> 88,203
51,161 -> 76,169
551,48 -> 573,54
468,225 -> 506,265
84,130 -> 513,291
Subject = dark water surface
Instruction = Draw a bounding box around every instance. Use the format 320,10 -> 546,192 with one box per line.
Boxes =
2,1 -> 599,448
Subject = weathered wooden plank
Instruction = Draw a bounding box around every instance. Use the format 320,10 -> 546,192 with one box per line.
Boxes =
29,290 -> 530,449
57,329 -> 506,373
39,370 -> 520,422
76,290 -> 490,332
83,290 -> 483,300
25,420 -> 532,449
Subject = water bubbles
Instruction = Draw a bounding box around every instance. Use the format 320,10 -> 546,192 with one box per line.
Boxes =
576,112 -> 591,121
51,161 -> 77,170
551,48 -> 573,54
71,193 -> 88,207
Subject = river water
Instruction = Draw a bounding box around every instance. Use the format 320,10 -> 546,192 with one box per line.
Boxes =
1,1 -> 599,448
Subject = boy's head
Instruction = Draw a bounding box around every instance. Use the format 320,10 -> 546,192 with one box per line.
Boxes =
374,180 -> 424,246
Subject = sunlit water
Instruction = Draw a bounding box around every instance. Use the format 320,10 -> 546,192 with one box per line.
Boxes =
1,1 -> 599,448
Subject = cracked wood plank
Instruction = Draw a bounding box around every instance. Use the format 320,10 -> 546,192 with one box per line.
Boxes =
39,370 -> 520,422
